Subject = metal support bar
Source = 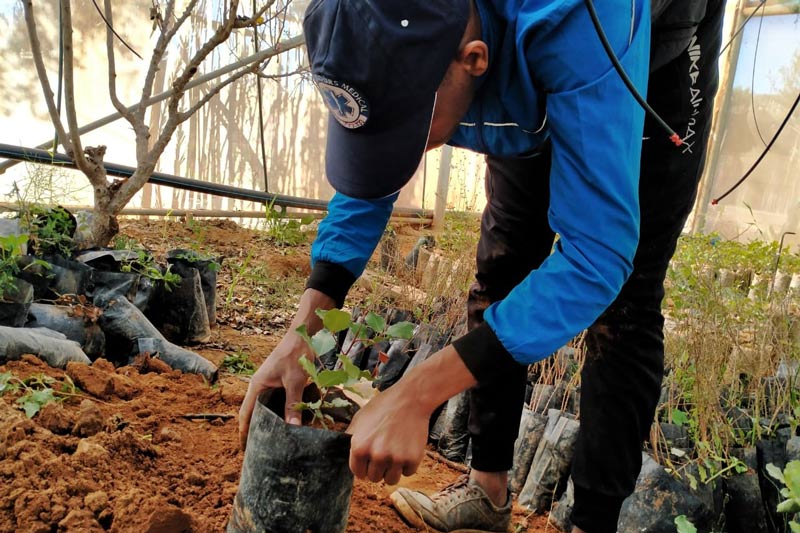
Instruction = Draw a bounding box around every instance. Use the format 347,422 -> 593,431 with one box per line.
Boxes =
0,203 -> 431,226
0,34 -> 306,175
692,0 -> 747,232
742,3 -> 800,16
0,143 -> 432,218
432,145 -> 452,232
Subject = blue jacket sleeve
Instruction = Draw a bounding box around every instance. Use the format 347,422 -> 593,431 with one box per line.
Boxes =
454,0 -> 650,379
307,191 -> 398,306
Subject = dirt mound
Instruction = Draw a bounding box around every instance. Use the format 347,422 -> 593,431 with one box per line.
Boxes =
1,220 -> 549,532
0,356 -> 549,532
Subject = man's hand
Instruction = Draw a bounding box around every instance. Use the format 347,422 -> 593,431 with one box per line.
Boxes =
347,376 -> 430,485
238,332 -> 311,449
238,288 -> 335,450
346,345 -> 478,485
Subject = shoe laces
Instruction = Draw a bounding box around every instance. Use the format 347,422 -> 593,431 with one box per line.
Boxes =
432,475 -> 474,504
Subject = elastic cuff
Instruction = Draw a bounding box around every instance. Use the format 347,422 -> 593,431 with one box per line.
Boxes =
305,261 -> 356,308
452,322 -> 522,384
571,484 -> 625,533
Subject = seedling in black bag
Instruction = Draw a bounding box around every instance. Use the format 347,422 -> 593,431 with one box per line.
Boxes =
294,308 -> 414,427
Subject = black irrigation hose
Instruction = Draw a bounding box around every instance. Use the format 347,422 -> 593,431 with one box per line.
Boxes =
583,0 -> 683,147
750,3 -> 768,147
712,89 -> 800,205
0,142 -> 432,217
718,0 -> 766,57
253,0 -> 270,193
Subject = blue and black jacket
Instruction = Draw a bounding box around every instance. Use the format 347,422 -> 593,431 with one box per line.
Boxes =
307,0 -> 650,383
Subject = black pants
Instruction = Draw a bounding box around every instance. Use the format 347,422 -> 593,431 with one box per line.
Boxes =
465,2 -> 724,531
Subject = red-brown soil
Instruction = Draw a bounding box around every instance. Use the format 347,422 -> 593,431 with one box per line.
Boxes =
0,219 -> 552,533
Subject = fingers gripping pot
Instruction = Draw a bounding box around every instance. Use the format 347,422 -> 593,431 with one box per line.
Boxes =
228,389 -> 354,533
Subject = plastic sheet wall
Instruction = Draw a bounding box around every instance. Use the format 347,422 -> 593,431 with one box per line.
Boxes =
0,0 -> 487,216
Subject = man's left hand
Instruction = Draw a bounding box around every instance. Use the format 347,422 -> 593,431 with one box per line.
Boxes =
346,378 -> 429,485
346,344 -> 479,485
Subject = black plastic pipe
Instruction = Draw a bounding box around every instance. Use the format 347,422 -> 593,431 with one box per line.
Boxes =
0,143 -> 431,217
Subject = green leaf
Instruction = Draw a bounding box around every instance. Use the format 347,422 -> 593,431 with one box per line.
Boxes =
349,322 -> 370,341
318,309 -> 352,333
386,321 -> 414,340
790,520 -> 800,533
300,215 -> 316,225
294,399 -> 322,413
671,408 -> 689,427
297,356 -> 318,380
674,515 -> 697,533
777,499 -> 800,514
698,464 -> 708,483
685,472 -> 698,491
21,401 -> 41,418
0,372 -> 14,394
338,354 -> 362,381
784,461 -> 800,494
327,397 -> 353,409
767,463 -> 786,484
365,312 -> 386,333
315,370 -> 349,389
295,324 -> 313,347
311,330 -> 336,357
30,389 -> 55,404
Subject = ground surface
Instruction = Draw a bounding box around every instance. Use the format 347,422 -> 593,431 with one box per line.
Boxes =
0,219 -> 551,532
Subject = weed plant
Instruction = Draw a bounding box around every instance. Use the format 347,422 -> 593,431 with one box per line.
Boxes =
658,233 -> 800,482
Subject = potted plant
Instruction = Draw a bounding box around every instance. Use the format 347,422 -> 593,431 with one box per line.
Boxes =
0,234 -> 45,327
228,309 -> 413,533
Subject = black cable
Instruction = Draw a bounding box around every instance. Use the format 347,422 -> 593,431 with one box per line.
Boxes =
712,89 -> 800,205
253,0 -> 269,193
583,0 -> 683,146
718,0 -> 766,57
90,0 -> 143,60
750,3 -> 768,146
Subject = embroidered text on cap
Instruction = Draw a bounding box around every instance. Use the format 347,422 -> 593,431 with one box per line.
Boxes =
314,75 -> 370,129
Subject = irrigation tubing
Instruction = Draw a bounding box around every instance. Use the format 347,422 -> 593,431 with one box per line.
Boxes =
583,0 -> 682,146
718,0 -> 766,57
712,89 -> 800,205
0,142 -> 431,217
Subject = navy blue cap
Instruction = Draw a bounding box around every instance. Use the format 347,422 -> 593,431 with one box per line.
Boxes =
303,0 -> 470,199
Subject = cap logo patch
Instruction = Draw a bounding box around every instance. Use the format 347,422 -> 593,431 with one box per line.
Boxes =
314,75 -> 370,129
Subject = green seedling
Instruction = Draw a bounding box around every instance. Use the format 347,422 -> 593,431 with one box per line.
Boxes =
767,461 -> 800,532
0,372 -> 80,418
221,351 -> 256,375
120,249 -> 181,291
262,196 -> 315,246
674,515 -> 697,533
225,249 -> 255,305
0,234 -> 50,301
293,308 -> 414,428
173,251 -> 221,272
25,206 -> 76,257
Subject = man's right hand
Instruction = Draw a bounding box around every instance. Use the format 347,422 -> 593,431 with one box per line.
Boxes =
238,288 -> 336,451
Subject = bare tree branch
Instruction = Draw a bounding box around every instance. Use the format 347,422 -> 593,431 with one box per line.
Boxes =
233,0 -> 276,28
165,0 -> 201,43
60,0 -> 92,174
255,66 -> 306,80
169,0 -> 241,97
103,0 -> 136,125
180,65 -> 258,123
138,0 -> 178,123
145,62 -> 256,180
21,0 -> 73,156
